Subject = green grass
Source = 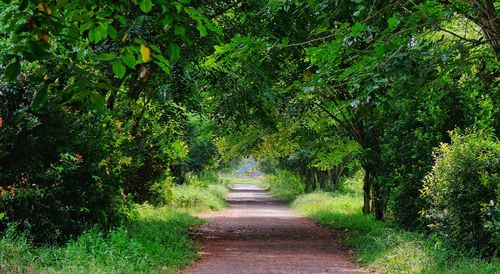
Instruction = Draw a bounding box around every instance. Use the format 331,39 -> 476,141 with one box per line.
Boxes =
171,183 -> 229,213
220,175 -> 265,185
0,176 -> 231,273
0,204 -> 203,273
280,171 -> 500,273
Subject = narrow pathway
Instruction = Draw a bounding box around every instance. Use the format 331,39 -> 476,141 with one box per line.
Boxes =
181,183 -> 366,274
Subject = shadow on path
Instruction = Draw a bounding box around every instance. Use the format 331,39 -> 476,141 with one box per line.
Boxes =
180,183 -> 367,274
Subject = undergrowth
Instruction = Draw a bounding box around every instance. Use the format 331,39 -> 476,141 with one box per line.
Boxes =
171,183 -> 229,212
0,205 -> 202,273
0,173 -> 230,273
267,170 -> 500,273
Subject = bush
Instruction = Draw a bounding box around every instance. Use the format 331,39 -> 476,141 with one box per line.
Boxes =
421,130 -> 500,253
0,97 -> 130,244
267,170 -> 305,202
293,172 -> 500,273
149,176 -> 174,206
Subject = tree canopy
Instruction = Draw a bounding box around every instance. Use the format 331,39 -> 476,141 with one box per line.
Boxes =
1,0 -> 499,253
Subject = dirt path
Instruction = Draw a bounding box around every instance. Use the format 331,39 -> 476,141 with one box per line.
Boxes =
181,183 -> 367,274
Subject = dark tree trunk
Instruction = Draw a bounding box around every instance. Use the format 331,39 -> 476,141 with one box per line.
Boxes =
373,181 -> 384,220
362,162 -> 384,220
362,162 -> 375,214
318,170 -> 327,191
170,164 -> 185,185
362,164 -> 373,215
471,0 -> 500,57
330,164 -> 345,192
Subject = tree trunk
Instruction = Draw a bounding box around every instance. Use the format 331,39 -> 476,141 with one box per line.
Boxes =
318,170 -> 327,191
373,181 -> 384,220
471,0 -> 500,57
362,163 -> 373,214
170,164 -> 185,185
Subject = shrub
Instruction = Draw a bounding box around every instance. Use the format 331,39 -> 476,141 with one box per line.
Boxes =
267,170 -> 305,202
0,85 -> 130,244
149,176 -> 174,206
421,130 -> 500,253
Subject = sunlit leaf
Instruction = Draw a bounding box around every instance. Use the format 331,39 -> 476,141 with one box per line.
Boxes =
122,53 -> 136,69
140,45 -> 152,62
139,0 -> 152,13
388,14 -> 398,29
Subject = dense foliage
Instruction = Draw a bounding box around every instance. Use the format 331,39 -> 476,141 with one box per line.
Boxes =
422,130 -> 500,253
0,0 -> 499,261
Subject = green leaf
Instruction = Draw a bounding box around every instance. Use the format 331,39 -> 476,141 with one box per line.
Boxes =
350,22 -> 367,37
150,44 -> 161,53
87,27 -> 96,42
197,23 -> 207,37
90,92 -> 106,108
374,43 -> 385,58
139,0 -> 152,13
80,21 -> 93,32
108,25 -> 117,39
71,90 -> 92,101
112,60 -> 126,78
174,26 -> 186,37
168,43 -> 181,61
5,61 -> 21,81
154,61 -> 171,75
388,14 -> 398,29
93,52 -> 116,61
122,53 -> 136,69
31,88 -> 49,111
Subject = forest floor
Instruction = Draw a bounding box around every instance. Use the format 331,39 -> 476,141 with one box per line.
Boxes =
180,183 -> 366,274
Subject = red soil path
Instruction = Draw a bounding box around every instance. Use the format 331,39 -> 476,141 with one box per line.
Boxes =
180,183 -> 367,274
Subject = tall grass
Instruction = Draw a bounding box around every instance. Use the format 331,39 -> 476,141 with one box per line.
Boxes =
171,184 -> 228,212
267,170 -> 500,273
0,172 -> 230,273
0,205 -> 202,273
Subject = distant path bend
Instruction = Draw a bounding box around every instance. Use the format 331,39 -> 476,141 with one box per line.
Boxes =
181,183 -> 367,274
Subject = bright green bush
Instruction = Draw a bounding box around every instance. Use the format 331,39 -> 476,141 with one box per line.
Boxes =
421,130 -> 500,253
267,170 -> 305,202
149,176 -> 175,206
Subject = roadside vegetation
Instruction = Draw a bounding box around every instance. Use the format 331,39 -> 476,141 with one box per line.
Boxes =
1,0 -> 498,272
0,174 -> 229,273
265,168 -> 500,273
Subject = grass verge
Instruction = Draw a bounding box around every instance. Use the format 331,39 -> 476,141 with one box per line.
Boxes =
0,176 -> 230,273
0,205 -> 202,273
268,171 -> 500,273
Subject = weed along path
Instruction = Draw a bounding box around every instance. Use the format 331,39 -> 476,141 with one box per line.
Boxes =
181,183 -> 366,274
